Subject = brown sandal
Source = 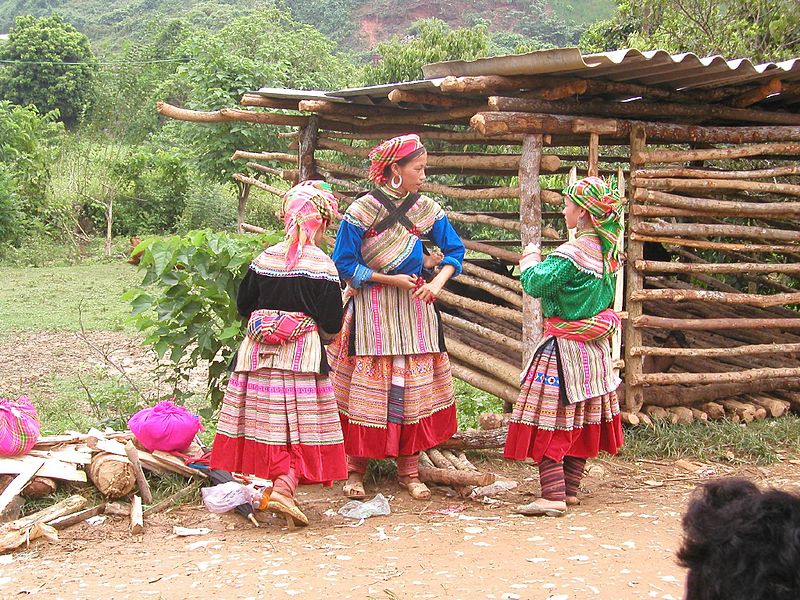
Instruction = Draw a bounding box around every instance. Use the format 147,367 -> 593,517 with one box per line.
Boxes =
342,474 -> 367,499
267,491 -> 309,528
399,478 -> 431,500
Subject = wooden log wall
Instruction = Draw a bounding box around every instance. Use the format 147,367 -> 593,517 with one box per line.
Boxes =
625,139 -> 800,416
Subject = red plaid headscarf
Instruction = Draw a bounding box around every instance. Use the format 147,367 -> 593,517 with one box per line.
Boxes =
281,180 -> 340,269
368,134 -> 426,185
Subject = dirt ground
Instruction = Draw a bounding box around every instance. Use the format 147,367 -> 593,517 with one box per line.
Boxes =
3,332 -> 800,599
3,457 -> 799,600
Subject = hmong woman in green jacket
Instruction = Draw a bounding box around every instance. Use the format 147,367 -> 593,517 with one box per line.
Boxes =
504,176 -> 625,517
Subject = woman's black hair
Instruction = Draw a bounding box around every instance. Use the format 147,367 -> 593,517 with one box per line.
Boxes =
679,478 -> 800,600
382,146 -> 427,180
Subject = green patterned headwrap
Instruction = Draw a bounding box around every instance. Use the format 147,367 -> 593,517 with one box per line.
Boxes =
562,176 -> 623,273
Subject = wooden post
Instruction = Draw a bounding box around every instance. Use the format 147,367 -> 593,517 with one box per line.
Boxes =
236,181 -> 251,234
298,115 -> 320,181
518,134 -> 544,412
624,126 -> 646,413
588,133 -> 599,177
612,168 -> 626,377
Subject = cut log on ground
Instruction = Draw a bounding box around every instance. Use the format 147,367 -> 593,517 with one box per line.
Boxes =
746,395 -> 791,418
438,428 -> 508,450
1,494 -> 88,533
20,477 -> 57,499
418,466 -> 495,488
699,402 -> 726,420
87,452 -> 136,498
667,406 -> 694,425
426,448 -> 457,471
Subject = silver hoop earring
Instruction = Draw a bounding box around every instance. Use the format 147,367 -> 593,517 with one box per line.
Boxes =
391,174 -> 402,189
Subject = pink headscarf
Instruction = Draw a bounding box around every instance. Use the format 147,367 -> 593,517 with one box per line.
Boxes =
367,134 -> 426,185
281,180 -> 340,269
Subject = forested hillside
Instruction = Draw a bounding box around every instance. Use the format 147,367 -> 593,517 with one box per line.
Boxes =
0,0 -> 615,51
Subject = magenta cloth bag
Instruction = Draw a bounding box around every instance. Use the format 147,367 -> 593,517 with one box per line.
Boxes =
128,400 -> 202,452
0,396 -> 40,457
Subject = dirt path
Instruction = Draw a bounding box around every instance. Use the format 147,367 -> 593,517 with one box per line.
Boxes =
4,458 -> 798,600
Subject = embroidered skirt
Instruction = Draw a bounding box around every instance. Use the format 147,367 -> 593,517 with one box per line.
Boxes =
329,303 -> 457,459
210,368 -> 347,485
504,337 -> 623,463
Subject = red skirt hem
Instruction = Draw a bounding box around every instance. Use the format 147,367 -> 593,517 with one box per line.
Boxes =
210,434 -> 347,485
503,414 -> 624,463
340,405 -> 457,459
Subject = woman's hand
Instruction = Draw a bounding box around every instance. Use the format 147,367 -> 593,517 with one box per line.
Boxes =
520,242 -> 541,271
391,274 -> 419,290
412,280 -> 442,304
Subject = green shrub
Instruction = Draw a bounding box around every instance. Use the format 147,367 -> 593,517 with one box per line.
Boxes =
176,178 -> 238,234
124,229 -> 281,415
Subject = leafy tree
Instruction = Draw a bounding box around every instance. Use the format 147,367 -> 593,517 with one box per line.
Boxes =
580,0 -> 800,62
362,19 -> 490,85
0,15 -> 98,126
164,7 -> 356,182
0,100 -> 64,241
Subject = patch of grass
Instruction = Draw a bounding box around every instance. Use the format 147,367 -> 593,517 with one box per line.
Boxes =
0,262 -> 138,333
620,415 -> 800,465
454,380 -> 504,430
35,372 -> 145,435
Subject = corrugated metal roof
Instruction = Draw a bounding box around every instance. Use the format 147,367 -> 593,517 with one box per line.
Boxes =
422,47 -> 800,91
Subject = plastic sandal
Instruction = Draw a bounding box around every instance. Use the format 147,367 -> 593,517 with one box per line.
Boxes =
399,479 -> 431,500
267,492 -> 309,528
515,499 -> 567,517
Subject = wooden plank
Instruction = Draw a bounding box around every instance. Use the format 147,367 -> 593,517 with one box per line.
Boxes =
1,494 -> 88,533
48,504 -> 106,530
28,448 -> 93,465
0,456 -> 87,482
130,495 -> 143,534
0,458 -> 44,514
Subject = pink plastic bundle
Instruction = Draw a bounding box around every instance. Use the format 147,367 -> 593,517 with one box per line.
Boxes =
128,400 -> 202,452
0,396 -> 40,457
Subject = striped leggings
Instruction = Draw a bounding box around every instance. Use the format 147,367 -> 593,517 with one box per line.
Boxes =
538,456 -> 587,501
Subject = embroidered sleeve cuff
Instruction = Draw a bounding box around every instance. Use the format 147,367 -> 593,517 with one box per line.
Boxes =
441,256 -> 462,277
351,264 -> 374,289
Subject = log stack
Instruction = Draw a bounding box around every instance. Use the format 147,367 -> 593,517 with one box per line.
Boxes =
0,429 -> 207,551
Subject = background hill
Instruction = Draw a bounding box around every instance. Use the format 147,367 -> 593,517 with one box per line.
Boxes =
0,0 -> 615,51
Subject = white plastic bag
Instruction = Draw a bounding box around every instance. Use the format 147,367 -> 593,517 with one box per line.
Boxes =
338,493 -> 391,519
201,481 -> 259,513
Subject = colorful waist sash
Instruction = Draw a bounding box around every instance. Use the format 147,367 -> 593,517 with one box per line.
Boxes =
246,309 -> 317,344
350,284 -> 442,356
524,309 -> 621,404
234,309 -> 322,374
544,309 -> 620,342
